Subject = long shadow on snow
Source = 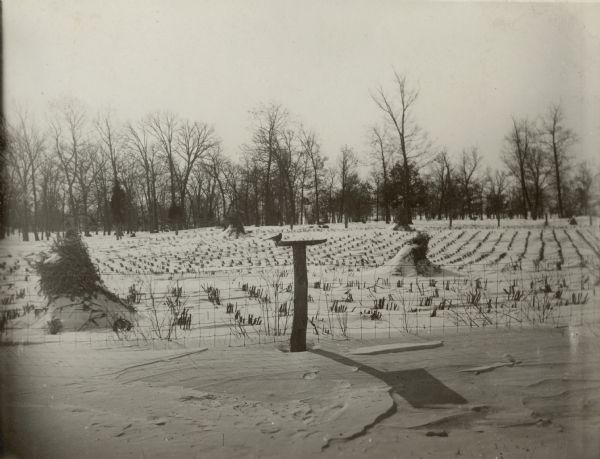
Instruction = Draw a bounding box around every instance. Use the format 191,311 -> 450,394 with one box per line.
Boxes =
310,348 -> 467,408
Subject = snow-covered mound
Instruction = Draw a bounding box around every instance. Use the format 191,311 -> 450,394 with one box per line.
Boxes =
386,233 -> 454,277
389,244 -> 420,276
42,292 -> 135,332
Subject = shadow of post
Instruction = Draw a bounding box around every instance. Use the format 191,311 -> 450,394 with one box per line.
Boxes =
311,348 -> 467,408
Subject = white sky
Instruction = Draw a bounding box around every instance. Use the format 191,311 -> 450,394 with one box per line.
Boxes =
4,0 -> 600,169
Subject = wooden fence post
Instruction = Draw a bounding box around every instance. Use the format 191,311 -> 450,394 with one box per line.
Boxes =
275,237 -> 327,352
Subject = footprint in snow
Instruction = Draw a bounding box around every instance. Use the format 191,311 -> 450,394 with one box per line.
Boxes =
179,394 -> 216,402
302,371 -> 319,380
115,423 -> 133,437
257,421 -> 281,434
147,415 -> 167,426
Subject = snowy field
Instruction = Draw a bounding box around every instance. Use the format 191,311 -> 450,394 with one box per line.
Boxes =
2,218 -> 600,458
1,218 -> 599,347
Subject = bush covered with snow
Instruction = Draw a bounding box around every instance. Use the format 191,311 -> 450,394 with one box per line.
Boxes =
410,232 -> 431,263
37,230 -> 109,299
35,230 -> 135,332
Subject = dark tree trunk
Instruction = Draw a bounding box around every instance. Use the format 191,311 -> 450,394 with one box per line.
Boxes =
22,200 -> 30,242
82,192 -> 91,236
375,185 -> 379,221
32,169 -> 39,241
288,186 -> 296,230
152,179 -> 159,232
313,173 -> 320,224
551,135 -> 564,218
395,204 -> 412,229
264,152 -> 273,225
518,168 -> 530,219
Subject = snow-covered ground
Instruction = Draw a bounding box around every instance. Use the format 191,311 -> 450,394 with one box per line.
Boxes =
2,325 -> 599,458
1,218 -> 600,457
1,219 -> 599,345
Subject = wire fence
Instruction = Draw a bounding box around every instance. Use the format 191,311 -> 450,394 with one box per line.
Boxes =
1,258 -> 599,348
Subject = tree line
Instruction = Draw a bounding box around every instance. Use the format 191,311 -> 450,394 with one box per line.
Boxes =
2,73 -> 598,241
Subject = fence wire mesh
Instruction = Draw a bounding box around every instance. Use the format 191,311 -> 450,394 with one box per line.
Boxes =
1,259 -> 598,349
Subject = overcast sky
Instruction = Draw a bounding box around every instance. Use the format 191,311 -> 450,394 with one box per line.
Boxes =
4,0 -> 600,169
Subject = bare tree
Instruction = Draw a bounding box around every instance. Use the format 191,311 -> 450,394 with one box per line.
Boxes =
38,155 -> 63,238
95,111 -> 122,185
297,152 -> 310,225
78,144 -> 100,236
204,146 -> 231,222
323,167 -> 337,223
222,160 -> 243,222
147,112 -> 180,229
246,103 -> 289,226
485,169 -> 508,227
189,164 -> 215,225
6,124 -> 33,240
338,146 -> 358,228
372,72 -> 429,226
237,153 -> 263,226
431,149 -> 456,227
126,119 -> 160,232
503,117 -> 535,218
49,99 -> 90,233
300,129 -> 324,224
176,119 -> 219,227
90,152 -> 111,235
457,147 -> 482,218
11,112 -> 45,240
573,161 -> 596,225
370,168 -> 382,221
95,111 -> 125,236
369,125 -> 393,223
119,155 -> 144,233
540,103 -> 576,218
525,144 -> 551,220
276,127 -> 308,229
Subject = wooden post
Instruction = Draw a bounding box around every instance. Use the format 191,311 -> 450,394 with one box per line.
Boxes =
291,244 -> 308,352
275,237 -> 327,352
